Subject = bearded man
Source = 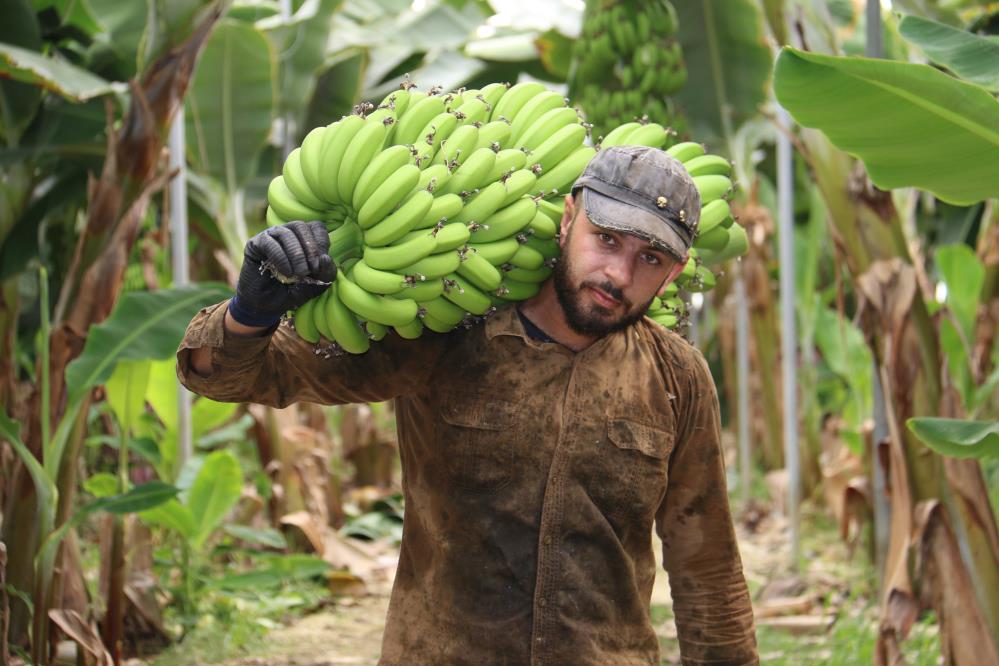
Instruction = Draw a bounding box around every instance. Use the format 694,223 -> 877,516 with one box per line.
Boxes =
178,145 -> 758,665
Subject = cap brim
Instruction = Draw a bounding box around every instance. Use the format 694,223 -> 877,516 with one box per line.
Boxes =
582,188 -> 689,262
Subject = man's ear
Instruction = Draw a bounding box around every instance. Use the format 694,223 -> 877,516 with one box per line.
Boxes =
658,253 -> 689,296
559,193 -> 575,246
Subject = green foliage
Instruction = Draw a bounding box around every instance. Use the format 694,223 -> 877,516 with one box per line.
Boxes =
907,417 -> 999,460
673,0 -> 772,148
185,20 -> 277,192
774,47 -> 999,205
899,14 -> 999,91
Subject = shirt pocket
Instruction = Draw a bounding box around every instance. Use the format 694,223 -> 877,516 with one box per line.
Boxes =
438,395 -> 516,493
602,418 -> 674,519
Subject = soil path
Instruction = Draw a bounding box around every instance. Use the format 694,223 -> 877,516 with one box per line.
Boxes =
220,504 -> 815,666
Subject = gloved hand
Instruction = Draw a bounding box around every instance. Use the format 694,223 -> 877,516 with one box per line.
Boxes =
228,220 -> 337,327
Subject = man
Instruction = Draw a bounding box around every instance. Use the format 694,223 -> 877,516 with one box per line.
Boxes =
178,146 -> 758,664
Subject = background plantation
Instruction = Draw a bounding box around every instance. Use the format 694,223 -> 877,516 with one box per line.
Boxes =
1,0 -> 997,664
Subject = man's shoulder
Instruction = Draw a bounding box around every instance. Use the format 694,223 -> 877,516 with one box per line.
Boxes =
634,316 -> 707,369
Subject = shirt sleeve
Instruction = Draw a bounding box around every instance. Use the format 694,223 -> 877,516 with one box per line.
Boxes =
176,299 -> 446,407
655,348 -> 758,665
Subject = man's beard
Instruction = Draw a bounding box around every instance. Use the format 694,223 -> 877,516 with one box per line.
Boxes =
552,238 -> 656,338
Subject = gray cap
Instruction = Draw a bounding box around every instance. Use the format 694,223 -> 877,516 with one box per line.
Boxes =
572,145 -> 700,261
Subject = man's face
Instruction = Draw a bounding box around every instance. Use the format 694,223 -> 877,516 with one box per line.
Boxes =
553,195 -> 686,338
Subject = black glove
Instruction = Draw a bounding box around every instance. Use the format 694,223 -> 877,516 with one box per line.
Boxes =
228,220 -> 337,327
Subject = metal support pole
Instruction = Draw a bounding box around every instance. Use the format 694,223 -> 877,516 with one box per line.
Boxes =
735,262 -> 751,507
169,114 -> 193,468
866,0 -> 890,590
776,106 -> 799,565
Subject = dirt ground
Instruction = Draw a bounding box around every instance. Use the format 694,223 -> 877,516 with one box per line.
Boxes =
202,502 -> 839,666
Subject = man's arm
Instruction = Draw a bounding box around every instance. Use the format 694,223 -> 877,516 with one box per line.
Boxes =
655,350 -> 758,665
190,308 -> 270,377
178,299 -> 446,408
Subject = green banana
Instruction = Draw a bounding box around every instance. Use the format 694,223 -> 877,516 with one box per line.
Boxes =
434,124 -> 479,167
454,96 -> 491,125
414,163 -> 451,194
502,264 -> 552,283
395,277 -> 444,301
413,111 -> 459,164
432,222 -> 472,252
626,122 -> 669,149
325,279 -> 372,353
509,243 -> 545,270
329,219 -> 363,264
317,114 -> 365,203
600,122 -> 640,147
695,199 -> 731,236
363,230 -> 437,270
521,234 -> 560,261
457,249 -> 503,291
394,94 -> 446,145
527,209 -> 558,239
475,120 -> 512,152
471,197 -> 537,243
467,237 -> 520,265
337,273 -> 419,328
524,122 -> 587,173
352,144 -> 415,210
267,175 -> 326,222
283,148 -> 326,211
266,206 -> 287,228
491,81 -> 547,122
351,259 -> 407,295
693,175 -> 733,204
442,273 -> 492,315
393,317 -> 424,340
500,170 -> 539,207
537,198 -> 565,224
293,297 -> 320,344
440,147 -> 497,196
300,125 -> 328,202
312,289 -> 335,341
337,119 -> 387,205
666,141 -> 706,163
683,154 -> 732,177
692,225 -> 729,252
516,106 -> 580,151
420,311 -> 456,333
495,278 -> 541,301
414,192 -> 464,229
420,295 -> 466,326
400,249 -> 461,280
452,181 -> 506,225
487,148 -> 528,182
534,145 -> 596,197
362,319 -> 389,341
357,164 -> 421,228
364,189 -> 434,247
509,90 -> 566,145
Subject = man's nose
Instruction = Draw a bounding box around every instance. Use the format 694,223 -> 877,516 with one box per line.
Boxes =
603,254 -> 633,288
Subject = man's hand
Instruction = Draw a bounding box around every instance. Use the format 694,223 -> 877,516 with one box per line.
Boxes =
228,220 -> 337,327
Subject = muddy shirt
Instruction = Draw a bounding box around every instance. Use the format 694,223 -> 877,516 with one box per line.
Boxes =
177,300 -> 757,665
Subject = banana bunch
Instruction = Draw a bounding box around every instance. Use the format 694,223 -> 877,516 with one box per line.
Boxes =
267,80 -> 745,352
568,0 -> 688,141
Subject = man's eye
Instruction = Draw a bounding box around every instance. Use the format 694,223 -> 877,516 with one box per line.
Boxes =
598,233 -> 614,244
643,253 -> 661,265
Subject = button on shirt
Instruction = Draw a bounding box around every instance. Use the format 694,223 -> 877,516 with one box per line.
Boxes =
177,300 -> 758,665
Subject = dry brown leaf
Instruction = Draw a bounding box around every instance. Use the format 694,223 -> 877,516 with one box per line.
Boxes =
48,609 -> 113,666
280,511 -> 326,556
914,500 -> 999,666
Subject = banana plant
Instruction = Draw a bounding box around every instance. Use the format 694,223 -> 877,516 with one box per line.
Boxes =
774,7 -> 999,661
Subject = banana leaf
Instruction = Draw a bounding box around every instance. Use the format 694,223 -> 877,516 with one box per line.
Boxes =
87,0 -> 149,78
0,0 -> 42,142
187,450 -> 243,547
907,417 -> 999,460
0,43 -> 124,102
185,20 -> 276,192
672,0 -> 772,149
258,0 -> 344,125
899,15 -> 999,92
774,47 -> 999,206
